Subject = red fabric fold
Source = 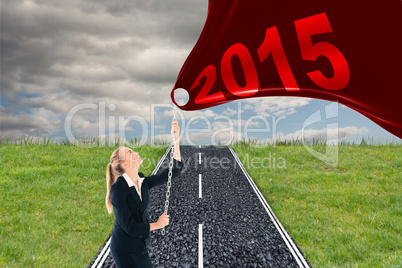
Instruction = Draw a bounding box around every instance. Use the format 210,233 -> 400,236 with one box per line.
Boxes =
172,0 -> 402,138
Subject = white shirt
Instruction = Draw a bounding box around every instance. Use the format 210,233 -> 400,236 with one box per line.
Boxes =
122,173 -> 145,201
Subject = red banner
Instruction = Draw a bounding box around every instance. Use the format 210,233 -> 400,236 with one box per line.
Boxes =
171,0 -> 402,138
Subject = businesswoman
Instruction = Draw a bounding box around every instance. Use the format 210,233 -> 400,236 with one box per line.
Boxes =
105,121 -> 184,268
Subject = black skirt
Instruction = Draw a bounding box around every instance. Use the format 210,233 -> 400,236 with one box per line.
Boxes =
111,248 -> 153,268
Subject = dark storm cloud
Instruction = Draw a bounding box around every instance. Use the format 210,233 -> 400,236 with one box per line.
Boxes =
1,0 -> 206,89
0,0 -> 207,139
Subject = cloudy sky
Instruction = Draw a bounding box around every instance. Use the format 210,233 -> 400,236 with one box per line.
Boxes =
1,0 -> 400,145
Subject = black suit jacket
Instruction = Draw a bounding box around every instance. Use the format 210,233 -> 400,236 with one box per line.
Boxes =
110,158 -> 184,253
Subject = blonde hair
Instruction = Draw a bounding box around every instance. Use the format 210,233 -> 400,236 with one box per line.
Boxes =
105,147 -> 126,214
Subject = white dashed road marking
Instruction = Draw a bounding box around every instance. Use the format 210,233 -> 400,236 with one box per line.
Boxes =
198,224 -> 203,268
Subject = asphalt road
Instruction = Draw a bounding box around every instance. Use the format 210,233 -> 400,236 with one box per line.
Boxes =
89,145 -> 311,268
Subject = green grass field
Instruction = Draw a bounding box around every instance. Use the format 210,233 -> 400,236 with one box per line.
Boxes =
0,145 -> 168,267
0,144 -> 401,267
231,145 -> 401,268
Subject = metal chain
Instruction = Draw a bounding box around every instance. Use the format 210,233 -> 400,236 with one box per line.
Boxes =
161,108 -> 176,236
